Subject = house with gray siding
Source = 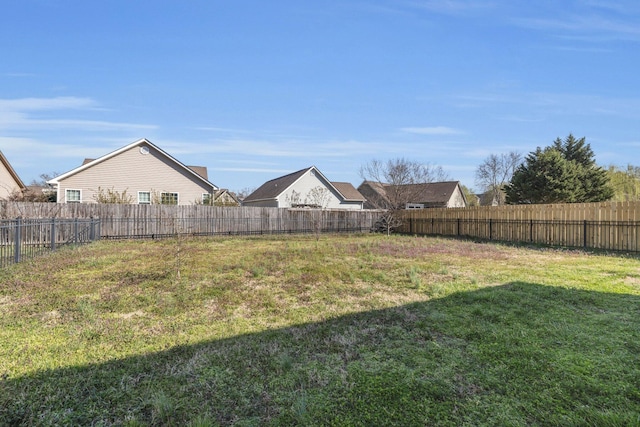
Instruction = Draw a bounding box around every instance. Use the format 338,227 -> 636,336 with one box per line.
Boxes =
47,139 -> 218,205
0,151 -> 26,200
242,166 -> 365,210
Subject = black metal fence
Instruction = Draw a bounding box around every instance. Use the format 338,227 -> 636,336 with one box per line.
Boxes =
403,217 -> 640,252
0,218 -> 101,268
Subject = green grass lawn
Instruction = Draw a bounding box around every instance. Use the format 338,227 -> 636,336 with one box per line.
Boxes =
1,234 -> 639,426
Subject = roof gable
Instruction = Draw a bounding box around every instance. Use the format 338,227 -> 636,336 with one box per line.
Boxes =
244,166 -> 361,204
0,151 -> 26,190
244,166 -> 364,206
243,167 -> 314,202
48,138 -> 217,189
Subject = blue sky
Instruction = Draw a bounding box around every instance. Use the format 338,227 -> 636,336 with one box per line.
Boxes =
2,1 -> 639,193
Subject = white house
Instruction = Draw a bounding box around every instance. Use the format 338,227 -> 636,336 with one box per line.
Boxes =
242,166 -> 365,210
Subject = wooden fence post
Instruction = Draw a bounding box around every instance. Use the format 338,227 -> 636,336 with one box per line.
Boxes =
14,218 -> 21,264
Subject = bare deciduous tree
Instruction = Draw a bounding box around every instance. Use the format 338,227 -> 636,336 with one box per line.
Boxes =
92,187 -> 134,204
234,187 -> 256,202
305,186 -> 331,209
475,152 -> 521,205
360,158 -> 449,234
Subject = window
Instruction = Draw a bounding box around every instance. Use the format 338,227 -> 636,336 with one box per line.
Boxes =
160,192 -> 178,205
138,191 -> 151,204
66,189 -> 81,203
202,193 -> 212,205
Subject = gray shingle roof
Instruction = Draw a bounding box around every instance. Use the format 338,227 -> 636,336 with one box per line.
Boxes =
358,180 -> 463,208
331,182 -> 366,202
243,167 -> 311,202
405,181 -> 462,206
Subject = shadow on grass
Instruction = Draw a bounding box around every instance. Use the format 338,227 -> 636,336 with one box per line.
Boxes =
2,282 -> 640,426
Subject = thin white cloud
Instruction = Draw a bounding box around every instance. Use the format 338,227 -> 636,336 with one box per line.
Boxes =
497,115 -> 545,123
161,137 -> 401,159
0,96 -> 157,132
400,126 -> 464,135
355,0 -> 497,21
453,90 -> 640,119
193,126 -> 253,133
27,119 -> 156,131
403,0 -> 496,15
3,72 -> 37,78
0,96 -> 95,111
584,0 -> 636,14
213,167 -> 294,174
0,137 -> 113,159
513,4 -> 640,43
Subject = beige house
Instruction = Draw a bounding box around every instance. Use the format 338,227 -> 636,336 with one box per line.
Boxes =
358,180 -> 467,210
243,166 -> 365,209
213,189 -> 240,206
48,139 -> 218,205
0,151 -> 26,200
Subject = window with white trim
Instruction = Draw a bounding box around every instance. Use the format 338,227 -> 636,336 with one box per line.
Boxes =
138,191 -> 151,204
160,192 -> 178,205
66,189 -> 81,203
202,193 -> 212,205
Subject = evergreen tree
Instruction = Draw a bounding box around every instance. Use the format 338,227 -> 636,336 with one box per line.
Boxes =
553,134 -> 594,166
505,135 -> 613,204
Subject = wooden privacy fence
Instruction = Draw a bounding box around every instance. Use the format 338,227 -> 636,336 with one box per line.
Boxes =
0,202 -> 381,230
398,201 -> 640,252
98,214 -> 375,239
0,203 -> 382,265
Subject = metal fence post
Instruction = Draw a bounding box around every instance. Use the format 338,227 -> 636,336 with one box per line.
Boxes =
529,219 -> 533,243
14,218 -> 21,264
90,217 -> 95,241
489,218 -> 493,241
